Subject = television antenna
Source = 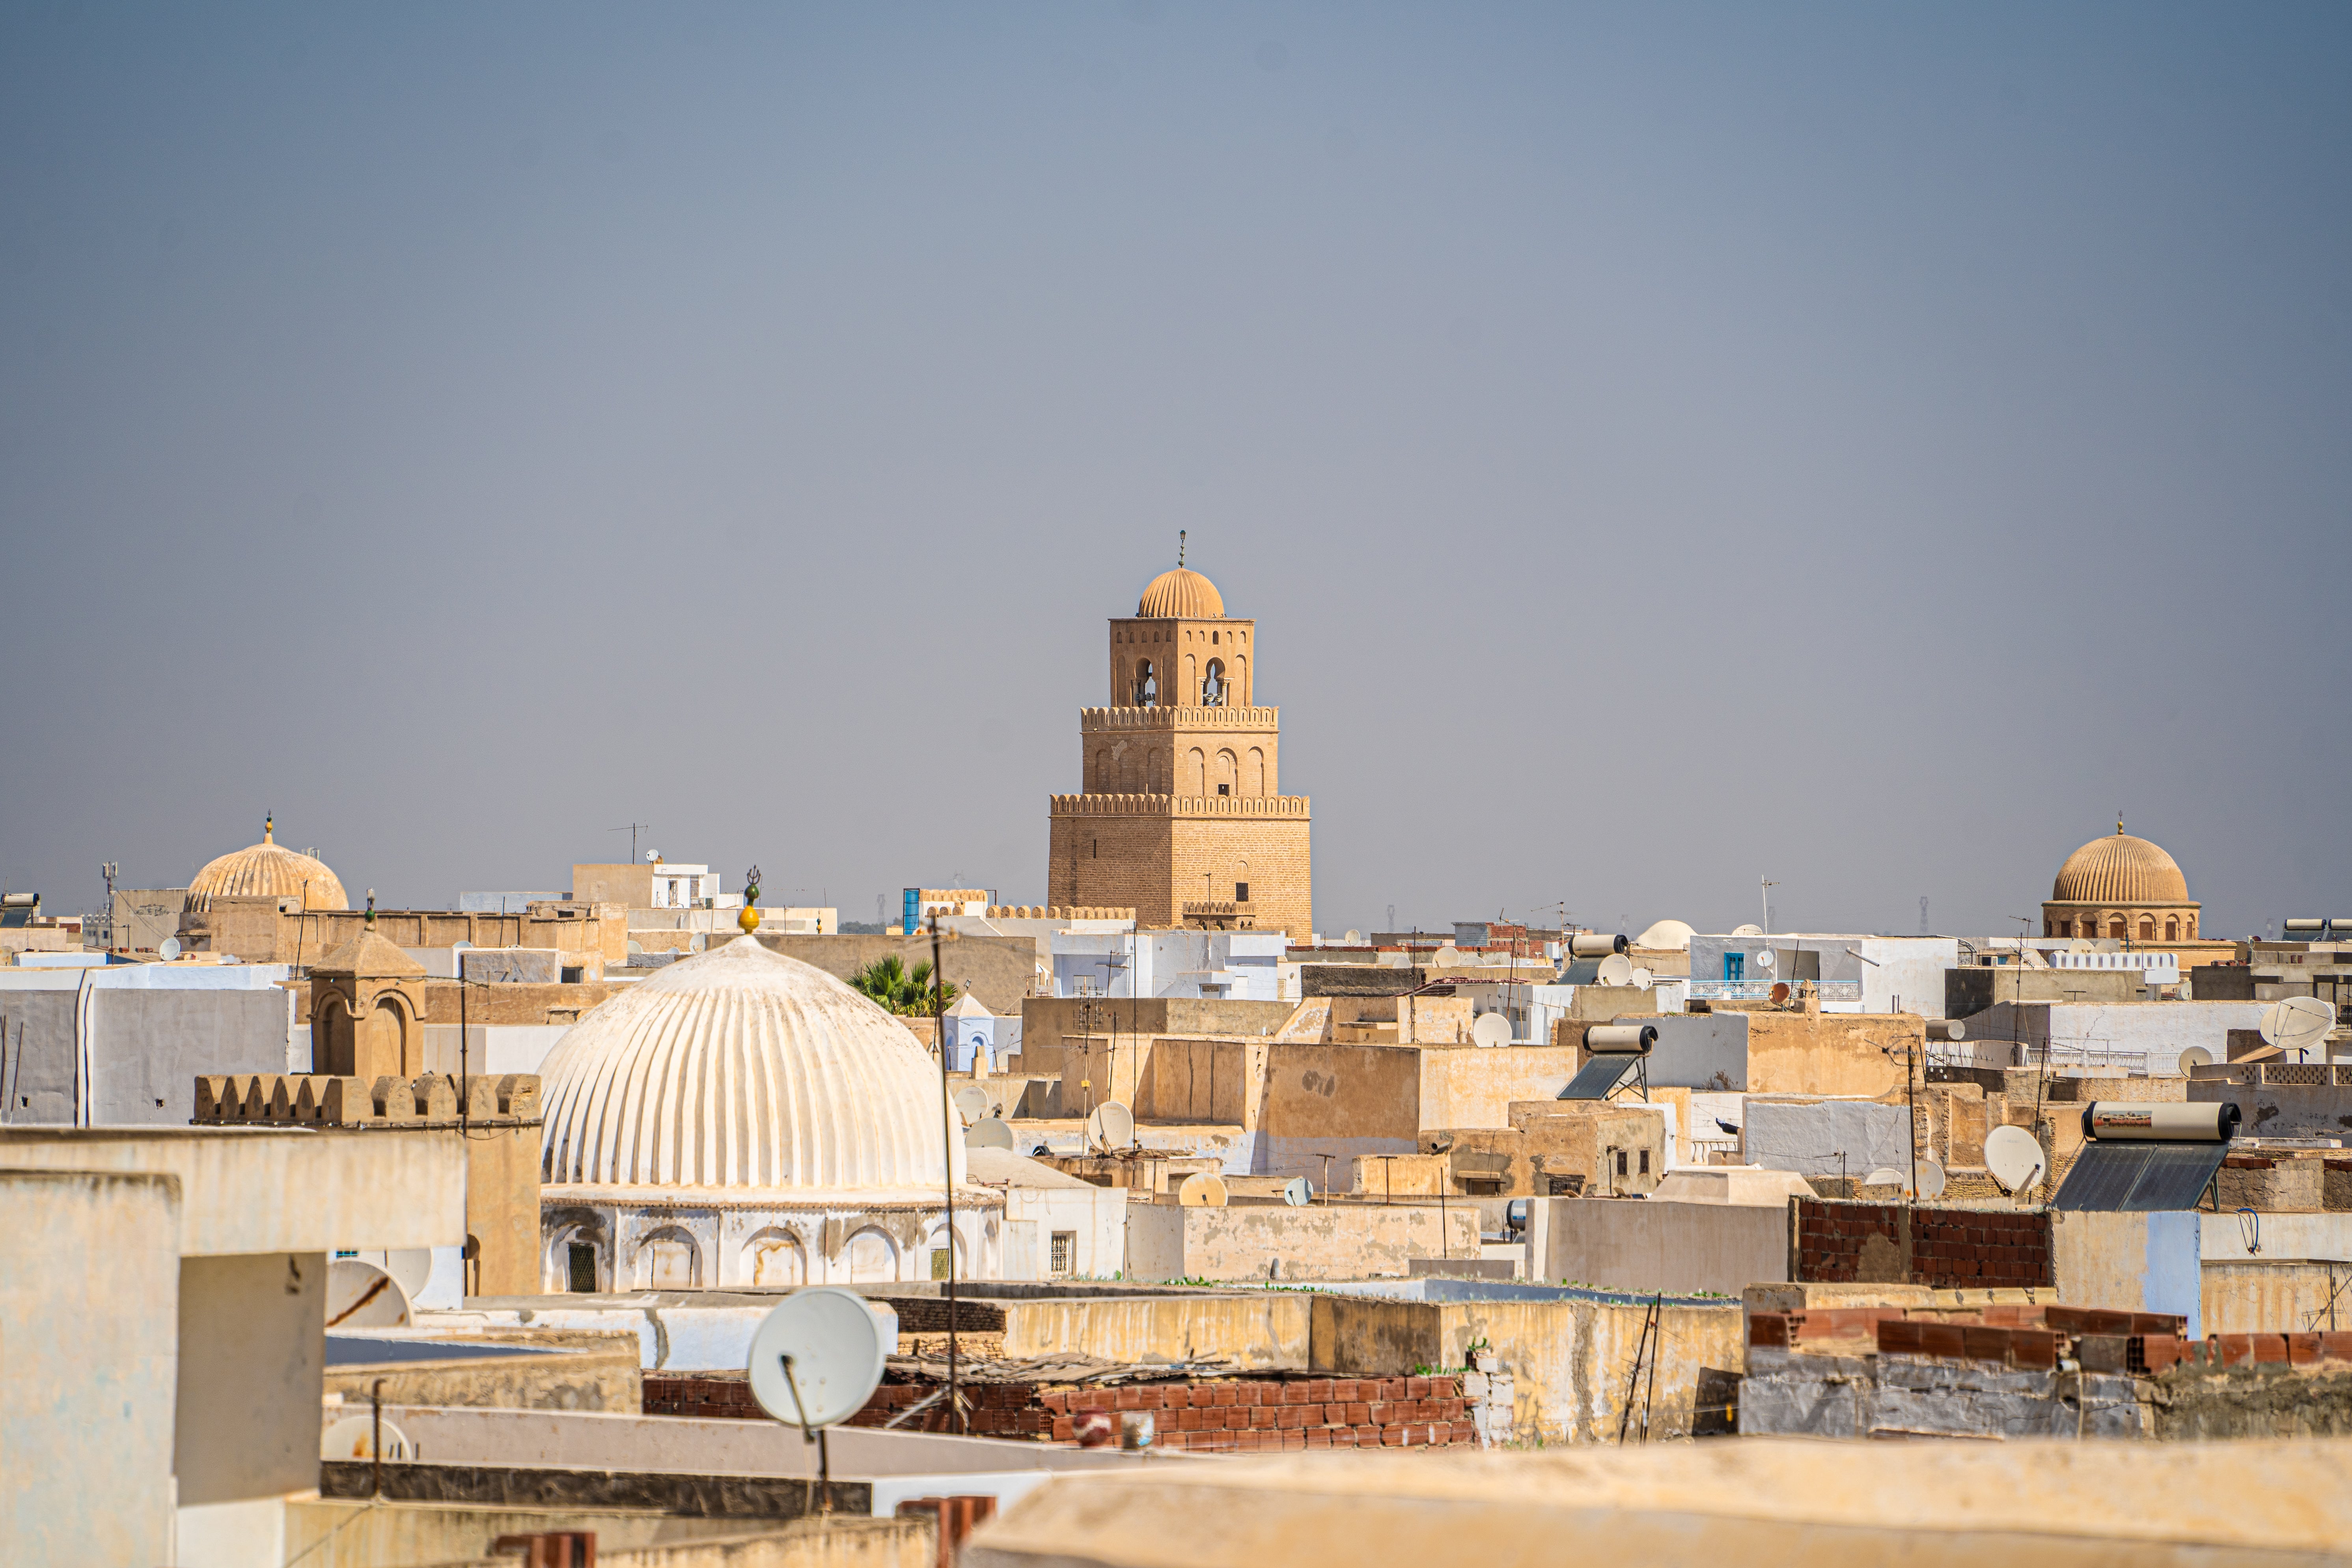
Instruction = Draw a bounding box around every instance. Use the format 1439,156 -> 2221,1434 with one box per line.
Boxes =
746,1286 -> 890,1513
1760,878 -> 1779,936
608,822 -> 652,864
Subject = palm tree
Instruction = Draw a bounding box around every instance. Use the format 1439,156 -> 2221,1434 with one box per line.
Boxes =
850,955 -> 958,1016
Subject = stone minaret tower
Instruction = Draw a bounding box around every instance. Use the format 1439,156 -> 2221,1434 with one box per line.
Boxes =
1047,553 -> 1312,935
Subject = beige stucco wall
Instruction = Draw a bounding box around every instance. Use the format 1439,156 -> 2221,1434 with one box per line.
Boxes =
179,1251 -> 326,1506
1528,1195 -> 1788,1296
999,1293 -> 1311,1370
1417,1045 -> 1584,1129
1745,1010 -> 1920,1097
1126,1201 -> 1480,1282
2202,1260 -> 2350,1337
0,1170 -> 182,1568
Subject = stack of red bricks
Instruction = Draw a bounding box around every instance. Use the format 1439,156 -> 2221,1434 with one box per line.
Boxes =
1039,1375 -> 1472,1453
1790,1199 -> 2053,1288
646,1371 -> 1475,1452
2131,1331 -> 2352,1375
1740,1302 -> 2352,1380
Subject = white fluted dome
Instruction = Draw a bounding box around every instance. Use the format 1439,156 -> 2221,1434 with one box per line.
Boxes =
539,936 -> 963,1192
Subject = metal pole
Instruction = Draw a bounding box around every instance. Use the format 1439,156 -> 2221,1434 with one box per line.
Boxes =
371,1378 -> 386,1497
931,914 -> 963,1434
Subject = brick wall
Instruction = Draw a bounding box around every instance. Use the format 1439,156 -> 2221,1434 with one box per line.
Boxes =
645,1371 -> 1473,1454
1792,1199 -> 2053,1288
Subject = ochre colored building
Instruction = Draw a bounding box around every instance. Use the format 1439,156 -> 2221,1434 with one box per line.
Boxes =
1048,561 -> 1312,936
2042,822 -> 2201,945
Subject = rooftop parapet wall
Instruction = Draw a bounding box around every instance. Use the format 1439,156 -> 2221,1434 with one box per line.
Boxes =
1050,792 -> 1310,818
1080,706 -> 1280,730
194,1071 -> 542,1128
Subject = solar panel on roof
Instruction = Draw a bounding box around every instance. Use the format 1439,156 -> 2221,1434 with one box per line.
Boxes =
1559,1056 -> 1637,1101
2051,1140 -> 2229,1212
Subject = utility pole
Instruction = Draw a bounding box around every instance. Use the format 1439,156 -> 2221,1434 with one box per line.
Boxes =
610,822 -> 651,864
1760,879 -> 1779,937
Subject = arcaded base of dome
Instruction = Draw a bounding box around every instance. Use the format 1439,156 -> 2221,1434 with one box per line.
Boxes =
542,1186 -> 1004,1293
2041,901 -> 2199,944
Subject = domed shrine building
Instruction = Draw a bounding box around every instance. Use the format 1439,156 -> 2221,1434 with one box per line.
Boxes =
1047,557 -> 1312,935
2040,823 -> 2236,965
537,936 -> 999,1290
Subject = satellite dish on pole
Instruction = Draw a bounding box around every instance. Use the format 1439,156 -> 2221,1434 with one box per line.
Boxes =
159,936 -> 181,960
967,1117 -> 1016,1150
321,1413 -> 412,1462
2261,996 -> 2334,1058
325,1260 -> 412,1330
953,1086 -> 991,1125
1753,948 -> 1777,972
1916,1159 -> 1947,1200
1769,983 -> 1791,1007
1471,1012 -> 1512,1048
1281,1176 -> 1313,1206
1629,967 -> 1654,991
1177,1172 -> 1229,1207
1086,1100 -> 1135,1152
1984,1126 -> 2047,1195
746,1285 -> 889,1499
2178,1046 -> 2214,1074
1596,954 -> 1635,987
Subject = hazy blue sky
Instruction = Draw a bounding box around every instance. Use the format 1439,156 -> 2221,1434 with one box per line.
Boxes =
4,4 -> 2346,939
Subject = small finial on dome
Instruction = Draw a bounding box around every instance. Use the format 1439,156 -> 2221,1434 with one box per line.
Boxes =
264,813 -> 274,845
2117,810 -> 2124,835
1177,528 -> 1186,568
365,888 -> 376,926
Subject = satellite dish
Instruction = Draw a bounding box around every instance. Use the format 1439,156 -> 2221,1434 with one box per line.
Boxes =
159,936 -> 181,960
627,939 -> 645,955
1343,930 -> 1362,945
1984,1126 -> 2047,1194
1629,968 -> 1654,991
953,1085 -> 991,1124
1430,946 -> 1459,969
1916,1159 -> 1947,1200
1753,948 -> 1777,972
321,1413 -> 412,1462
1177,1172 -> 1229,1207
451,939 -> 474,952
1595,954 -> 1635,987
380,1248 -> 434,1301
1769,982 -> 1791,1006
325,1260 -> 412,1330
1281,1176 -> 1313,1206
1862,1167 -> 1907,1190
2261,996 -> 2334,1057
1086,1100 -> 1135,1151
746,1286 -> 887,1430
2178,1046 -> 2215,1074
1471,1012 -> 1512,1048
967,1117 -> 1016,1150
1731,923 -> 1763,938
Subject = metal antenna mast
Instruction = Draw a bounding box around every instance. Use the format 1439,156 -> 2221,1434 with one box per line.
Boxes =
610,822 -> 652,863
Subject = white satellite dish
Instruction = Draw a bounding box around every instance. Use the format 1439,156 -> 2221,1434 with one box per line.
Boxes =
2178,1045 -> 2215,1074
321,1413 -> 412,1462
1086,1100 -> 1136,1151
1470,1012 -> 1512,1048
379,1248 -> 434,1301
1430,946 -> 1459,969
2261,996 -> 2334,1057
1862,1167 -> 1907,1190
1629,967 -> 1654,991
1984,1126 -> 2047,1194
1753,948 -> 1777,972
746,1286 -> 888,1430
1916,1159 -> 1947,1200
1177,1171 -> 1229,1207
1731,923 -> 1763,938
1343,929 -> 1362,945
158,936 -> 181,960
1281,1176 -> 1313,1206
451,939 -> 474,951
967,1117 -> 1016,1150
1595,954 -> 1635,987
953,1085 -> 991,1125
325,1260 -> 412,1330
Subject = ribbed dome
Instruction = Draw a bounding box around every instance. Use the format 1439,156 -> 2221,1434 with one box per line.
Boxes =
1138,567 -> 1224,619
187,818 -> 348,910
2052,830 -> 2190,904
539,936 -> 963,1192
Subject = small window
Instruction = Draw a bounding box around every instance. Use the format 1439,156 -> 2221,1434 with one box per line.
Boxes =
930,1247 -> 954,1281
567,1242 -> 597,1293
1638,1150 -> 1651,1175
1235,882 -> 1249,902
1615,1150 -> 1628,1176
1217,783 -> 1229,796
1050,1231 -> 1076,1275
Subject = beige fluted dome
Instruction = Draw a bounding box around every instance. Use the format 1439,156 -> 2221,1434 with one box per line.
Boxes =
2052,829 -> 2190,904
1138,566 -> 1224,619
539,936 -> 963,1192
186,817 -> 348,910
